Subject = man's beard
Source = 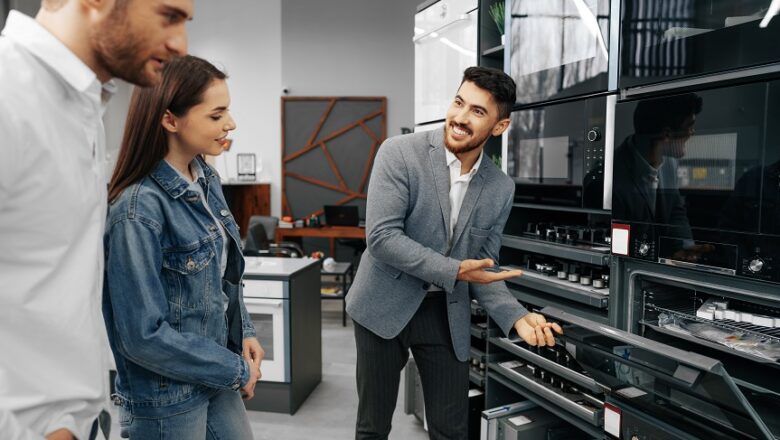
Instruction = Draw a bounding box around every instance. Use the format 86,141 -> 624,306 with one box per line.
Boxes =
443,123 -> 490,155
90,13 -> 154,86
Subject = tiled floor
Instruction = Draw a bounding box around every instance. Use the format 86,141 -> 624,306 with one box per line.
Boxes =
110,300 -> 428,439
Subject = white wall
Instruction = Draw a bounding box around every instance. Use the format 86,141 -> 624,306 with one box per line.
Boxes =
281,0 -> 418,138
188,0 -> 283,216
101,0 -> 417,218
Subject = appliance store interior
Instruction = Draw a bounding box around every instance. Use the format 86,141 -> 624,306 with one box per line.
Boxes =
2,0 -> 780,439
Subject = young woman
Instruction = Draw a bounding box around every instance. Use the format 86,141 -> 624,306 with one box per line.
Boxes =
104,55 -> 261,439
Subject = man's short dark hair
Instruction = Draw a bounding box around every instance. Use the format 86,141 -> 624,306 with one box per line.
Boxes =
633,92 -> 703,137
460,66 -> 516,120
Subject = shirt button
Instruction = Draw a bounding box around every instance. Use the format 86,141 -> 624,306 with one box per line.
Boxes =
220,209 -> 229,217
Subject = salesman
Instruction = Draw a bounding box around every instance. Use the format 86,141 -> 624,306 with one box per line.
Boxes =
346,66 -> 563,440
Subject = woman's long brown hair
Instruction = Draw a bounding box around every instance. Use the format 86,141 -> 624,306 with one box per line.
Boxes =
108,55 -> 227,203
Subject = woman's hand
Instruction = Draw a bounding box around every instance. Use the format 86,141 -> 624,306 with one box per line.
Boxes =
242,337 -> 264,377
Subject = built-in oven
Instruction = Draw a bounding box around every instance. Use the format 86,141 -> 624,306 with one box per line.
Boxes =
507,94 -> 616,211
620,0 -> 780,91
507,0 -> 614,106
610,79 -> 780,284
414,0 -> 478,125
617,262 -> 780,439
489,305 -> 779,440
242,280 -> 291,383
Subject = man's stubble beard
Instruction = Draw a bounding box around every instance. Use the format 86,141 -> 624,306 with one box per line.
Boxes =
91,11 -> 155,87
443,125 -> 491,155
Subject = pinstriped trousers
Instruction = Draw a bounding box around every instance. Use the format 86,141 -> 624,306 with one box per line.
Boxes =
354,295 -> 469,440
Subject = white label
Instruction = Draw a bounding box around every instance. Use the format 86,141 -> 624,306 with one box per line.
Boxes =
507,415 -> 533,426
612,225 -> 630,256
616,386 -> 647,399
604,405 -> 621,437
500,360 -> 523,369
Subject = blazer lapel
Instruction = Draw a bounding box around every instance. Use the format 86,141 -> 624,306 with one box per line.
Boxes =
450,164 -> 486,251
429,132 -> 452,236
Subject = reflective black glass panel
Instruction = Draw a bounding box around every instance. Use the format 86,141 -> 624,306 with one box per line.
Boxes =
509,0 -> 610,105
507,96 -> 607,209
620,0 -> 780,88
612,82 -> 767,234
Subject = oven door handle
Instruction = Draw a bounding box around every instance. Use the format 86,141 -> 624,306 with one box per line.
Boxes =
244,298 -> 283,308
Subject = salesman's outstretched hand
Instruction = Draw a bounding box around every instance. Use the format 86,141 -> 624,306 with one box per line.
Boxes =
456,259 -> 522,284
514,313 -> 564,347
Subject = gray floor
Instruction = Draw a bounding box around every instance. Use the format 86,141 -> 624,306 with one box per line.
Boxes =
110,300 -> 429,439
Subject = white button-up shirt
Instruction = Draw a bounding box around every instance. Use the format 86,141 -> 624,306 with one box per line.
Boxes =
0,11 -> 115,440
445,147 -> 483,242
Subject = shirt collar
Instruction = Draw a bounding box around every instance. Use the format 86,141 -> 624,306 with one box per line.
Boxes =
1,10 -> 112,95
152,157 -> 216,199
445,147 -> 483,178
629,136 -> 660,178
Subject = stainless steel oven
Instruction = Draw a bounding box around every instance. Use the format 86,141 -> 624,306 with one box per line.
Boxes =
507,94 -> 616,210
242,280 -> 290,383
507,0 -> 614,105
610,79 -> 780,284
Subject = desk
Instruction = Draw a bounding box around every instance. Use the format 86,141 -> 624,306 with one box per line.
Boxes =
276,226 -> 365,257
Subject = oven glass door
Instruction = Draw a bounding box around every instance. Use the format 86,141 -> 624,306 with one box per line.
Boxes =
509,0 -> 610,105
507,96 -> 608,209
543,307 -> 775,439
414,4 -> 477,125
612,82 -> 768,235
620,0 -> 780,89
245,298 -> 289,383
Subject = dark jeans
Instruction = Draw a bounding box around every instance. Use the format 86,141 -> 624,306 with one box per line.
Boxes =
354,295 -> 469,440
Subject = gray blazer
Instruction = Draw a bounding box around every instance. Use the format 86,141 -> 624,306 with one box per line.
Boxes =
346,129 -> 528,362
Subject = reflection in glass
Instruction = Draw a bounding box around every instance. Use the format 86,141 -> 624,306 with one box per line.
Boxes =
510,0 -> 610,104
253,315 -> 274,361
620,0 -> 780,88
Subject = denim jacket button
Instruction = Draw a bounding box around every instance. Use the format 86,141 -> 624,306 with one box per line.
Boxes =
220,209 -> 229,217
186,257 -> 196,271
209,225 -> 217,232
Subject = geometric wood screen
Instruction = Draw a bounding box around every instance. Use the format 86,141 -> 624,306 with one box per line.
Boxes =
282,97 -> 387,220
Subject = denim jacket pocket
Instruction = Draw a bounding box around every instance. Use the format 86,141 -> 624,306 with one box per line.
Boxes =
162,244 -> 215,313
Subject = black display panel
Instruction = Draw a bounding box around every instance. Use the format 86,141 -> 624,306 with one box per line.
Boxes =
620,0 -> 780,89
508,0 -> 611,105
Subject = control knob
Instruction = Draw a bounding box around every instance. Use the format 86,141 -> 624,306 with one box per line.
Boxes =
748,257 -> 765,273
638,242 -> 650,257
587,128 -> 601,142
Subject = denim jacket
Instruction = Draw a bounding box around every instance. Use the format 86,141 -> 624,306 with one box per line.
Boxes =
103,157 -> 256,418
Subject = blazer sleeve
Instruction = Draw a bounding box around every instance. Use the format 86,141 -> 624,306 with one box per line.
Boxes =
365,139 -> 462,292
469,186 -> 529,337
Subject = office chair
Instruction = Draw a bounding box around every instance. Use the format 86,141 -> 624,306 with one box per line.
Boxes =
243,215 -> 304,258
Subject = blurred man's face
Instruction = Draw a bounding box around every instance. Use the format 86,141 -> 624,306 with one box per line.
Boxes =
91,0 -> 192,86
663,115 -> 696,159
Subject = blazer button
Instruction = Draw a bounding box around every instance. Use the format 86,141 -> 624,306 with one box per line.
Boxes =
422,282 -> 431,290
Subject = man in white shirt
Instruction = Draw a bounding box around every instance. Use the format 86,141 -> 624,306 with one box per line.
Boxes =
346,67 -> 563,439
0,1 -> 191,439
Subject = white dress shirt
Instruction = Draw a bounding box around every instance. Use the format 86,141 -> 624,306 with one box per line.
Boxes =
445,147 -> 483,243
0,11 -> 115,440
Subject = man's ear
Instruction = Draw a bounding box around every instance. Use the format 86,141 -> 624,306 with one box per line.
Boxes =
161,110 -> 178,133
80,0 -> 114,19
492,118 -> 510,137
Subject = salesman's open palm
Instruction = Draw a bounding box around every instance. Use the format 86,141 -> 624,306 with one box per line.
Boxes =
514,313 -> 564,347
